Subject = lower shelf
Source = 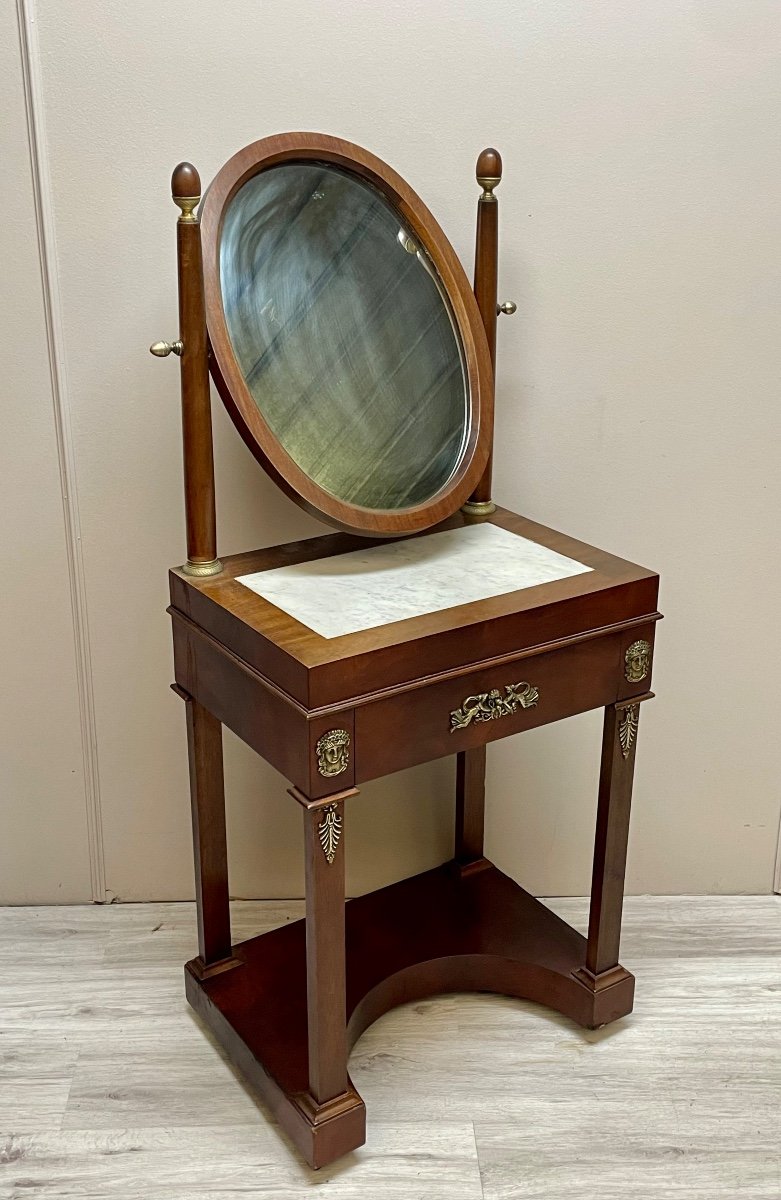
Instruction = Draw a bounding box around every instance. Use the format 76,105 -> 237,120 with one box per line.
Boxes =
185,859 -> 634,1167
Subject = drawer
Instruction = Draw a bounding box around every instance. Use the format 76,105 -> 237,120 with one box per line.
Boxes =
354,632 -> 624,781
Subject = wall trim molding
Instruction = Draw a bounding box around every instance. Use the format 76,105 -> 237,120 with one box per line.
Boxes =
774,811 -> 781,896
16,0 -> 107,902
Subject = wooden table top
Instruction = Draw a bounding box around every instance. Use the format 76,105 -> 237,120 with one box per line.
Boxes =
169,507 -> 660,709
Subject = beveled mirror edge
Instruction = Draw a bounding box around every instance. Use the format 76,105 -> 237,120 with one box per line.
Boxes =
200,132 -> 493,538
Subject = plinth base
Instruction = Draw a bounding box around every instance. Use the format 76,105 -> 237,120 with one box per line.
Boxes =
185,859 -> 634,1168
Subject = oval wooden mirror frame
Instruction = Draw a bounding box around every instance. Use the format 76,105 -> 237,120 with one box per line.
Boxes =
200,133 -> 493,537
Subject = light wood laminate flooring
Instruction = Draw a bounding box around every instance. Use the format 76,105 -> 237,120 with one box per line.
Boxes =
1,895 -> 779,1198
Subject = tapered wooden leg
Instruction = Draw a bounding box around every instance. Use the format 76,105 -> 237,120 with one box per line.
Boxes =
455,746 -> 486,867
185,695 -> 232,967
585,701 -> 641,977
303,795 -> 349,1104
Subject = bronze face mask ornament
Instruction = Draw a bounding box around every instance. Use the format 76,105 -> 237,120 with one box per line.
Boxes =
624,639 -> 651,683
315,729 -> 350,777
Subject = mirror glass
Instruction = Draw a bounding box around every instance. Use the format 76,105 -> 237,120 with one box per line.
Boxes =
220,162 -> 468,510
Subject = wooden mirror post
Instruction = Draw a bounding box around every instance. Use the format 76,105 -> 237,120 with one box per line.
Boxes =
462,147 -> 515,519
152,163 -> 221,577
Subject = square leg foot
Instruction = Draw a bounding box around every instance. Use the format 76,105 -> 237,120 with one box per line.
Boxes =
293,1090 -> 366,1169
185,958 -> 366,1169
571,964 -> 635,1028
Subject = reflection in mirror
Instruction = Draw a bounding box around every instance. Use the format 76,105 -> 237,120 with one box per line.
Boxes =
220,163 -> 468,510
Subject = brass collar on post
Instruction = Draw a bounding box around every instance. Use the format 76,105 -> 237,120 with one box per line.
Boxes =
182,558 -> 223,578
477,175 -> 500,203
173,195 -> 199,223
461,499 -> 497,517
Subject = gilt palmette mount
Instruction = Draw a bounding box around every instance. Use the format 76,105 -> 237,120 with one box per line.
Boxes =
317,805 -> 343,865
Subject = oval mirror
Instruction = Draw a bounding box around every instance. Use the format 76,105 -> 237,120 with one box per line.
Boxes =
201,135 -> 492,536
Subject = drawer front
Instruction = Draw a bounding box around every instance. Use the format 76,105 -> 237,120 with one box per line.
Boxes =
355,633 -> 623,782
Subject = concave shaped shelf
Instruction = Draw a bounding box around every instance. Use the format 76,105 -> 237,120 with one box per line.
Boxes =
185,859 -> 634,1166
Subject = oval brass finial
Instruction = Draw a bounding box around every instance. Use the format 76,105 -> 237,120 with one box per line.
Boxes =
497,301 -> 517,315
150,340 -> 183,357
476,147 -> 502,202
171,161 -> 201,223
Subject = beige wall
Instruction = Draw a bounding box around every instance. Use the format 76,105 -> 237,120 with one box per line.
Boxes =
1,3 -> 94,902
3,1 -> 780,902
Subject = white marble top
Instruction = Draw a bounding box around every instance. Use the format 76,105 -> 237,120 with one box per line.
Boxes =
237,523 -> 592,639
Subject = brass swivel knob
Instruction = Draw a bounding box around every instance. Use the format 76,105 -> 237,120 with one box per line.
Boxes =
149,340 -> 183,357
497,301 -> 517,316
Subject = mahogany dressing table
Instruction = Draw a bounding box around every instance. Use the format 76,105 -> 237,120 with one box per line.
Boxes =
151,133 -> 660,1168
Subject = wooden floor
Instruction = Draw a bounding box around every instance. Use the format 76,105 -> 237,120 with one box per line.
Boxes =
1,895 -> 779,1198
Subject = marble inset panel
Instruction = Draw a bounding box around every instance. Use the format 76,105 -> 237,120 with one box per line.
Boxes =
237,523 -> 592,638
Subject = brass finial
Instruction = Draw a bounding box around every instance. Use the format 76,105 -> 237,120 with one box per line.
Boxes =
497,301 -> 517,316
150,340 -> 183,357
476,147 -> 502,203
171,161 -> 201,224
